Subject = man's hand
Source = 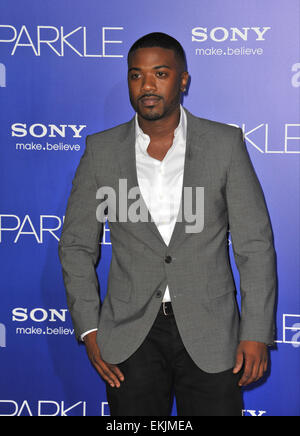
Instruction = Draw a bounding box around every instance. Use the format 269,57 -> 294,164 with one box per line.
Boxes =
84,331 -> 125,388
233,341 -> 268,387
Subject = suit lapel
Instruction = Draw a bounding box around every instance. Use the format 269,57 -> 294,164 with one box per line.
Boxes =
168,108 -> 209,251
117,114 -> 168,250
117,107 -> 209,252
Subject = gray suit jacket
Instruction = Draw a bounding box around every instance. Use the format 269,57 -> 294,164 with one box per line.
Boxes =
58,107 -> 277,373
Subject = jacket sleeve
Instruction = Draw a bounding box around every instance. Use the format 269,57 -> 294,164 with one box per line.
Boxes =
58,135 -> 103,341
225,128 -> 277,346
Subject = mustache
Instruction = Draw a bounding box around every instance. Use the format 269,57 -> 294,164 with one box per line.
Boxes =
138,93 -> 162,101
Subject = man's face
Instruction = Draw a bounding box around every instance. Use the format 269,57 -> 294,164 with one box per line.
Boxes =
127,47 -> 188,121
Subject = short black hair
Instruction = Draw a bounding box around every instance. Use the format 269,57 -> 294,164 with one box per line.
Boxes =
127,32 -> 187,72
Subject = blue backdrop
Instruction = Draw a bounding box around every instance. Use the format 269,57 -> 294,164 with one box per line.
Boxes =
0,0 -> 299,416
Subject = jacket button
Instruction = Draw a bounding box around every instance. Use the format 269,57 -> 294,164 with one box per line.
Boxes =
165,255 -> 172,264
155,290 -> 162,298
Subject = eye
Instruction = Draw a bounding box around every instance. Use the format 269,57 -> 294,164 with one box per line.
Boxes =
156,71 -> 167,77
129,73 -> 140,80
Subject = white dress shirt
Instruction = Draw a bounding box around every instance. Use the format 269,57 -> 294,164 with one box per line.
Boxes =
81,104 -> 187,340
135,104 -> 187,302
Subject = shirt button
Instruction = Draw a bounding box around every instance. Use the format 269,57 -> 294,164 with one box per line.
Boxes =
165,255 -> 172,264
155,290 -> 162,298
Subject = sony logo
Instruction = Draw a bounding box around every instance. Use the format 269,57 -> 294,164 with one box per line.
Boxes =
11,123 -> 86,138
192,27 -> 271,43
12,308 -> 68,323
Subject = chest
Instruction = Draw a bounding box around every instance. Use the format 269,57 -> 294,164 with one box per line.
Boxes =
146,139 -> 174,161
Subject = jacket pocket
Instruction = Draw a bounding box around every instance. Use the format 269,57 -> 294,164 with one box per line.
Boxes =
206,276 -> 236,300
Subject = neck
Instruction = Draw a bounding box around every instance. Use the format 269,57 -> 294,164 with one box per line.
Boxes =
137,105 -> 181,139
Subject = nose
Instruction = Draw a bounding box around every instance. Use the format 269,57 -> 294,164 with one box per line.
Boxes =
141,73 -> 157,93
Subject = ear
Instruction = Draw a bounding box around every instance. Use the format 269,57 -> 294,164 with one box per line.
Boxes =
180,71 -> 189,92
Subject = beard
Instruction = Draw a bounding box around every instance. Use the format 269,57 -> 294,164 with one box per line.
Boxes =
138,108 -> 164,121
129,95 -> 164,121
129,89 -> 181,122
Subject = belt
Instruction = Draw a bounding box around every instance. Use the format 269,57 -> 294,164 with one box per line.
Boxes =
160,301 -> 174,316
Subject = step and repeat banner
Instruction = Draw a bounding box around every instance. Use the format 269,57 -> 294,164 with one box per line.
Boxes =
0,0 -> 299,416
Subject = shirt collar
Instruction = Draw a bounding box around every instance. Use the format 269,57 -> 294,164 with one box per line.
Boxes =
135,104 -> 187,155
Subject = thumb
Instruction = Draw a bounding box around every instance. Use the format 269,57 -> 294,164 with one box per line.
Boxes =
233,349 -> 244,374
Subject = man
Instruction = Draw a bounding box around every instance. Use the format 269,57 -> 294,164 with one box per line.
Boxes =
58,32 -> 277,416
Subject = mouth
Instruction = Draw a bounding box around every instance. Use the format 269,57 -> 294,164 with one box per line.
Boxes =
139,96 -> 161,107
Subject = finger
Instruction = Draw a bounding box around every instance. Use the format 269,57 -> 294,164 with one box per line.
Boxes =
254,361 -> 265,382
250,359 -> 261,383
239,358 -> 255,386
91,359 -> 113,385
92,356 -> 121,387
233,351 -> 244,374
244,357 -> 262,386
256,358 -> 268,381
108,364 -> 125,382
101,363 -> 122,388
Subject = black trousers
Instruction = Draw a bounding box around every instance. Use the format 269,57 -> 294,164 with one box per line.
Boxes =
106,302 -> 243,416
